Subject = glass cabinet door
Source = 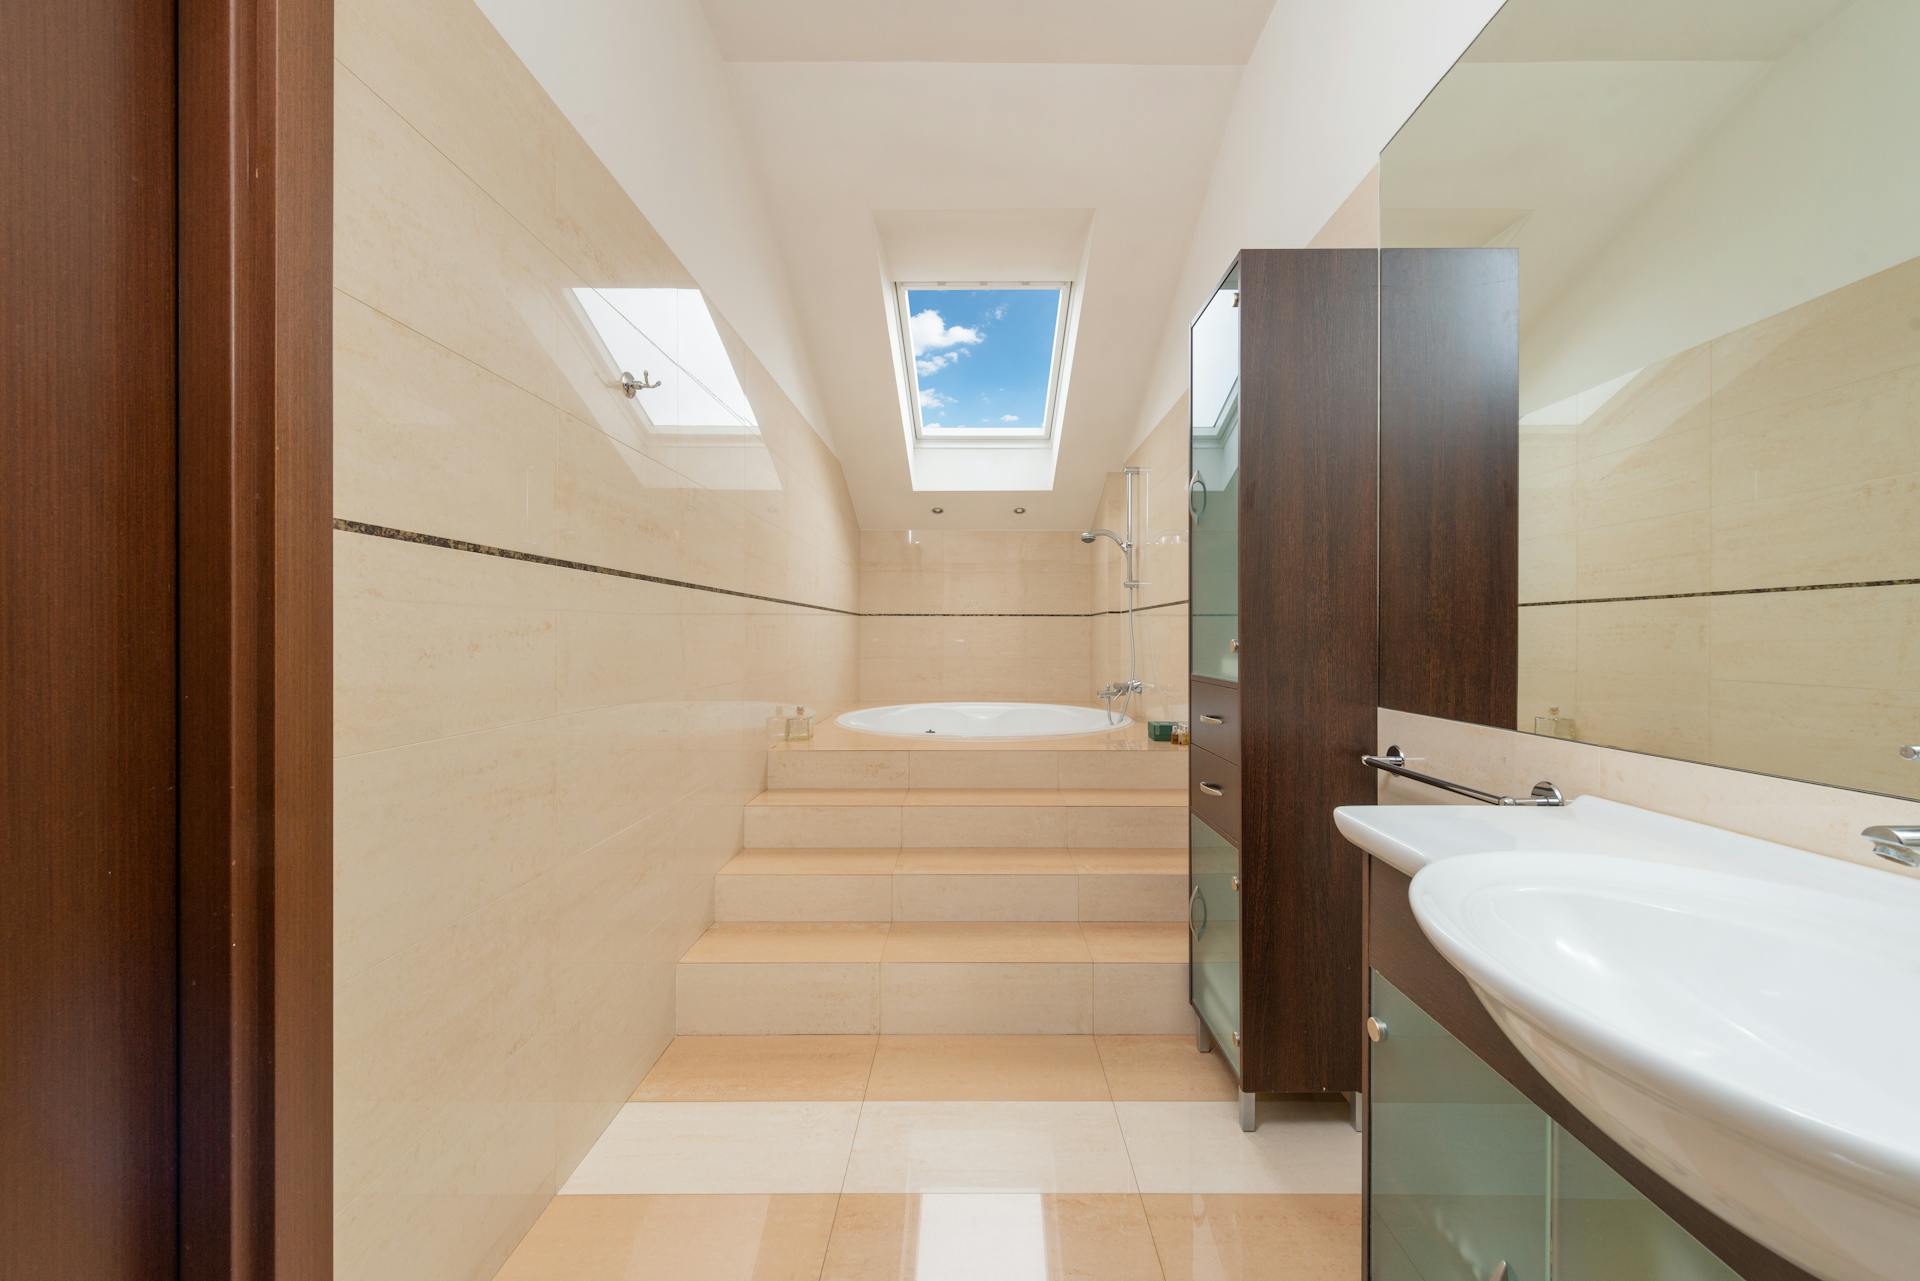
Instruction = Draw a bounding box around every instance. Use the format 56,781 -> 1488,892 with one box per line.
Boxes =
1190,265 -> 1241,683
1370,972 -> 1550,1281
1189,814 -> 1241,1073
1551,1127 -> 1739,1281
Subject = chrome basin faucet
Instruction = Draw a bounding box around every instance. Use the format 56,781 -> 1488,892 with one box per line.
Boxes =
1863,825 -> 1920,868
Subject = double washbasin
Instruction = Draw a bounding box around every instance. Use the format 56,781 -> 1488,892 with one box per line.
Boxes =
1335,797 -> 1920,1281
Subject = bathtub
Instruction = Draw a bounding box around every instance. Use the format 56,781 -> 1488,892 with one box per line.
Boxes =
836,701 -> 1130,740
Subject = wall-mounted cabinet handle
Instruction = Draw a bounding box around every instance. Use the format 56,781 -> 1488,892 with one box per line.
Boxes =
1198,781 -> 1224,797
1188,885 -> 1208,940
1228,638 -> 1240,653
1230,1030 -> 1241,1047
1231,874 -> 1240,894
1199,714 -> 1225,725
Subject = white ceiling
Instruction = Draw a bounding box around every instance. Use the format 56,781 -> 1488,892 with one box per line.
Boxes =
722,55 -> 1244,527
701,0 -> 1279,65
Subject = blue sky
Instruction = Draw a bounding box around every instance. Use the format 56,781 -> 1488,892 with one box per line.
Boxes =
906,287 -> 1062,431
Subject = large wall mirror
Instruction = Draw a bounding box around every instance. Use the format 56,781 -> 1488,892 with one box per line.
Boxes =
1381,0 -> 1920,799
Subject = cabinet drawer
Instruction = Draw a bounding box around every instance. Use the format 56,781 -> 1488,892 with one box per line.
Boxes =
1189,746 -> 1241,845
1190,680 -> 1240,763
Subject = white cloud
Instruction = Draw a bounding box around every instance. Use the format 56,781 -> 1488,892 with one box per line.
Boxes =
909,308 -> 984,356
1000,414 -> 1020,422
918,388 -> 952,412
915,350 -> 966,377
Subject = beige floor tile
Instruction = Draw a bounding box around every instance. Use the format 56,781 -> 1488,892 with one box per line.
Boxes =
684,923 -> 891,963
722,849 -> 900,874
1097,1036 -> 1243,1102
1073,848 -> 1186,874
1142,1193 -> 1360,1281
883,923 -> 1089,963
495,1193 -> 839,1281
1058,788 -> 1188,806
749,789 -> 908,806
902,788 -> 1067,806
821,1193 -> 1164,1281
841,1103 -> 1137,1193
1084,922 -> 1187,963
560,1102 -> 863,1193
865,1036 -> 1110,1101
632,1035 -> 878,1101
895,848 -> 1076,874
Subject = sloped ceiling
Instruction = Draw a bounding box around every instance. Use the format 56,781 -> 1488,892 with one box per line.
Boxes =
708,2 -> 1261,528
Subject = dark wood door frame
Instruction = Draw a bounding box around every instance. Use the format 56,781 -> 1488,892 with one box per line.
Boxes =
176,0 -> 332,1277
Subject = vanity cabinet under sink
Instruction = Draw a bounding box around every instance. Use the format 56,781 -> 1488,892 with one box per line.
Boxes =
1369,971 -> 1738,1281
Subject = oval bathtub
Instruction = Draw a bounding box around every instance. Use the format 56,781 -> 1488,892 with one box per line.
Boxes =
836,701 -> 1130,740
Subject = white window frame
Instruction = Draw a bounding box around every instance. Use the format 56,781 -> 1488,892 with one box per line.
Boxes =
894,280 -> 1071,446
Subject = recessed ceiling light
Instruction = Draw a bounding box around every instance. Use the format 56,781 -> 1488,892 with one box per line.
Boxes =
1013,507 -> 1026,514
930,506 -> 944,514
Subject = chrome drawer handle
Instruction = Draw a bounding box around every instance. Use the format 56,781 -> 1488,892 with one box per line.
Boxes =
1198,781 -> 1224,797
1188,886 -> 1208,940
1199,714 -> 1225,725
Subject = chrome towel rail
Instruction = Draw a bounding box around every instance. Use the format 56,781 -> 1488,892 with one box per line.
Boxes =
1360,745 -> 1565,807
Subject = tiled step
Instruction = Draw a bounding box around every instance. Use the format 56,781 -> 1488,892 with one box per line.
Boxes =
767,745 -> 1186,792
674,922 -> 1191,1036
714,847 -> 1187,924
740,788 -> 1188,849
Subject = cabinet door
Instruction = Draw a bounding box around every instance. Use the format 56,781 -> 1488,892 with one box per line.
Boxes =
1370,972 -> 1549,1281
1551,1126 -> 1739,1281
1189,814 -> 1242,1073
1190,265 -> 1241,682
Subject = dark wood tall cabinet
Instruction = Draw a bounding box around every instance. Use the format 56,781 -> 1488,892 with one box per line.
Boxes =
1188,250 -> 1377,1126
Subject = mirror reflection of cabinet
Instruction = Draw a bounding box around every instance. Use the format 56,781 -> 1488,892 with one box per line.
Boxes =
1186,251 -> 1374,1120
1191,266 -> 1240,684
1378,0 -> 1920,801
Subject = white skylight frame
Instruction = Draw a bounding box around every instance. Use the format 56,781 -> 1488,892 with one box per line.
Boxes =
894,280 -> 1072,447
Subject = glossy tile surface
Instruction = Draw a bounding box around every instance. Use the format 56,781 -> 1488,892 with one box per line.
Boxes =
841,1102 -> 1137,1193
1141,1193 -> 1361,1281
494,1194 -> 839,1281
820,1194 -> 1165,1281
560,1102 -> 863,1193
1115,1102 -> 1362,1195
864,1036 -> 1110,1101
1096,1037 -> 1244,1102
633,1036 -> 878,1102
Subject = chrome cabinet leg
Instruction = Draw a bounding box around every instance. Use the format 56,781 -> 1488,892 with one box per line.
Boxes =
1344,1090 -> 1362,1133
1195,1010 -> 1214,1054
1239,1090 -> 1257,1132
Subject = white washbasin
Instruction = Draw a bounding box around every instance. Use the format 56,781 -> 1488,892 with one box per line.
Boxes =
1410,851 -> 1920,1281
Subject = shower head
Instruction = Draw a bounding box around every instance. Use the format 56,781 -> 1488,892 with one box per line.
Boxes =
1080,528 -> 1123,547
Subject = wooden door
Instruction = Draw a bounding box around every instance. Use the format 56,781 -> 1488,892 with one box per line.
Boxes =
1,1 -> 181,1275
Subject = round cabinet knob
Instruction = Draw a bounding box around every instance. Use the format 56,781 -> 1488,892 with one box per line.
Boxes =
1228,637 -> 1240,653
1365,1016 -> 1388,1043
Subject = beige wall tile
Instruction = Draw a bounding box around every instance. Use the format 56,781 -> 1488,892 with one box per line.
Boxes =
769,750 -> 912,790
1574,426 -> 1710,533
1710,256 -> 1920,420
892,874 -> 1080,923
1573,510 -> 1711,599
1712,362 -> 1920,506
901,805 -> 1070,848
1711,584 -> 1920,690
1078,875 -> 1187,923
1576,343 -> 1710,461
1711,679 -> 1920,797
1069,806 -> 1187,848
1516,604 -> 1577,733
1711,471 -> 1920,591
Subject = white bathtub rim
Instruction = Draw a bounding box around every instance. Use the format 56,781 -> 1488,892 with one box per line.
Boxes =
835,701 -> 1133,741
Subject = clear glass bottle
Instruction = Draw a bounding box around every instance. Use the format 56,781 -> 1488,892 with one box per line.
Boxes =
784,706 -> 813,742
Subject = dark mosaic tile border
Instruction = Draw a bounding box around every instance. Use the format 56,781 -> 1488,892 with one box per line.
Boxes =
335,519 -> 1189,620
1519,577 -> 1920,608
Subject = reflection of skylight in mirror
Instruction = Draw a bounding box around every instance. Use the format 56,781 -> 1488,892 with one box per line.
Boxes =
898,284 -> 1067,441
1191,275 -> 1239,439
911,1194 -> 1046,1281
572,287 -> 759,434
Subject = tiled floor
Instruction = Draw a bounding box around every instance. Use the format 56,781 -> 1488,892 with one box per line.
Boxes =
496,1035 -> 1361,1280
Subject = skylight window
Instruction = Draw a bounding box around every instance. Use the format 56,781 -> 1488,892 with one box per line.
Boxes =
571,287 -> 759,435
896,282 -> 1069,443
